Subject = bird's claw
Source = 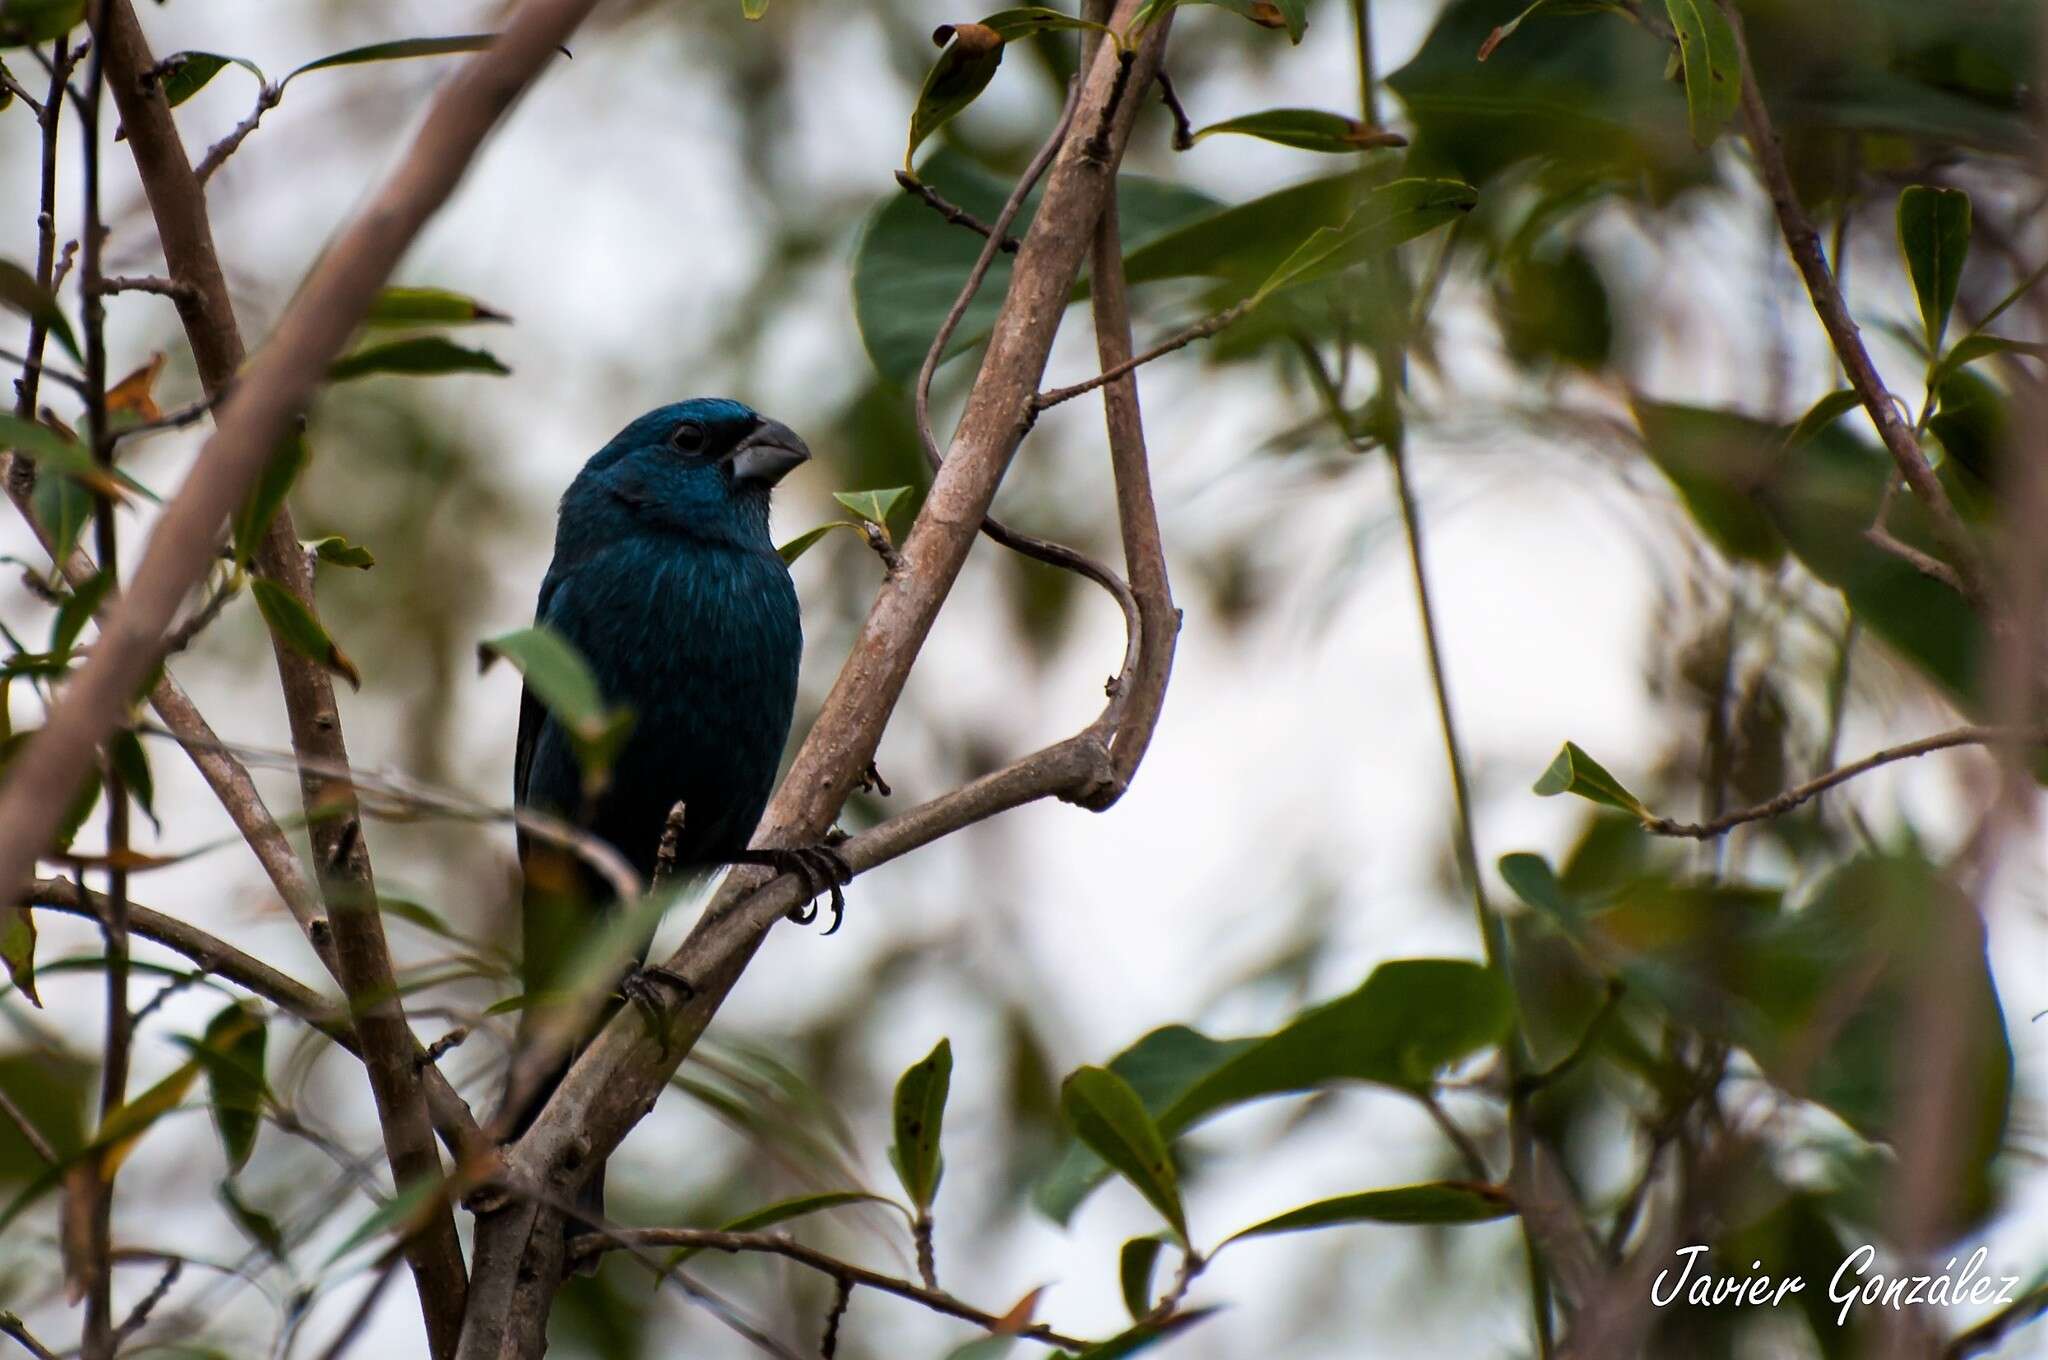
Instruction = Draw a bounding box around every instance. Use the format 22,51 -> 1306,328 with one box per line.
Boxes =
738,844 -> 853,935
619,964 -> 695,1050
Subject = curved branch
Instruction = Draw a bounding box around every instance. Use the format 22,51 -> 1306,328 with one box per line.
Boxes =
1643,726 -> 2046,839
574,1227 -> 1089,1352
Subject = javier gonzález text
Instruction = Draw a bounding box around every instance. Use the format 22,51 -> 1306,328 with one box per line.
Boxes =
1651,1244 -> 2021,1326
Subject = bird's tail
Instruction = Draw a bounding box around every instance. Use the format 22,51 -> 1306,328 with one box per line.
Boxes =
509,842 -> 619,1276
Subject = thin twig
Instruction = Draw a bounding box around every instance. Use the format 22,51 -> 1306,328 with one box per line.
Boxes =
1035,301 -> 1247,410
575,1228 -> 1090,1351
310,1251 -> 405,1360
110,1256 -> 181,1346
0,1314 -> 58,1360
912,1212 -> 937,1290
160,575 -> 238,655
1865,523 -> 1967,594
1643,726 -> 2047,839
893,171 -> 1020,252
1944,1279 -> 2048,1359
819,1277 -> 852,1359
1155,68 -> 1193,149
192,83 -> 280,184
1715,0 -> 1990,613
0,1085 -> 59,1164
1418,1089 -> 1492,1181
92,273 -> 194,300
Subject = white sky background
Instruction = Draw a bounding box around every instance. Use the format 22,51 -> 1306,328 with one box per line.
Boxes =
1,0 -> 2044,1356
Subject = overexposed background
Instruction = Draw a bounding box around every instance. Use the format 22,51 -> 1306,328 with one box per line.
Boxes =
1,1 -> 2042,1356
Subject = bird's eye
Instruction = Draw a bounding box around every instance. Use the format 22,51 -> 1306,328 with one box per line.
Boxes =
669,421 -> 706,454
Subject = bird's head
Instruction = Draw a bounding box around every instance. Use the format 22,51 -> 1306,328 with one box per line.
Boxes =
564,397 -> 812,551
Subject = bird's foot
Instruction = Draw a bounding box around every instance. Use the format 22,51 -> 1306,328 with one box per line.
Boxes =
732,844 -> 853,934
619,964 -> 695,1050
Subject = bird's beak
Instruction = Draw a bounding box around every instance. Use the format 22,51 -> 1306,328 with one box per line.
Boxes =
728,419 -> 811,487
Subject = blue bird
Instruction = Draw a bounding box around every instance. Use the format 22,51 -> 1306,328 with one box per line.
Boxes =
511,398 -> 838,1237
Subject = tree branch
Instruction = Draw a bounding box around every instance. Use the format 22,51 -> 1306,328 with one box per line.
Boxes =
3,9 -> 608,1346
1642,726 -> 2045,839
1715,0 -> 1990,613
572,1228 -> 1089,1351
1036,299 -> 1247,412
21,877 -> 480,1150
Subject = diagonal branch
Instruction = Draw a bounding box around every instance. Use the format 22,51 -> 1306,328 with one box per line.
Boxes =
1715,0 -> 1990,613
1644,726 -> 2048,839
464,15 -> 1185,1353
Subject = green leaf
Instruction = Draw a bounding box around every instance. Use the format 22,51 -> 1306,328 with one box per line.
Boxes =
92,1057 -> 202,1178
219,1182 -> 286,1261
110,729 -> 156,833
1119,1235 -> 1165,1319
478,625 -> 633,794
978,7 -> 1116,42
1751,406 -> 1986,708
905,22 -> 1007,169
251,579 -> 361,690
1061,1310 -> 1219,1359
1222,1182 -> 1513,1243
152,52 -> 265,109
1477,0 -> 1631,61
1163,959 -> 1510,1122
1630,400 -> 1786,565
1663,0 -> 1740,148
1191,108 -> 1407,153
1531,741 -> 1648,818
1898,185 -> 1971,351
232,431 -> 307,567
50,568 -> 112,658
741,0 -> 769,17
1784,389 -> 1863,449
1926,332 -> 2048,393
1061,1066 -> 1186,1241
777,522 -> 862,565
1251,178 -> 1478,303
0,413 -> 128,501
667,1191 -> 895,1266
1039,962 -> 1510,1222
890,1037 -> 953,1212
364,286 -> 509,328
307,535 -> 376,570
325,1174 -> 446,1264
832,486 -> 910,533
1139,0 -> 1306,43
0,899 -> 36,1007
327,336 -> 510,382
854,150 -> 1218,384
287,35 -> 496,84
0,0 -> 83,52
0,260 -> 79,364
197,1003 -> 266,1174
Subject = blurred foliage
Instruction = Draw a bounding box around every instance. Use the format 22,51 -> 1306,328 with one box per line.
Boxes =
0,0 -> 2044,1356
